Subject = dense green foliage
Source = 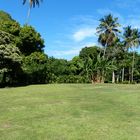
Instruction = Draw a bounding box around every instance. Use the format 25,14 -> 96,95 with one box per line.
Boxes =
0,44 -> 22,86
19,25 -> 44,55
0,84 -> 140,139
0,10 -> 13,21
1,11 -> 140,87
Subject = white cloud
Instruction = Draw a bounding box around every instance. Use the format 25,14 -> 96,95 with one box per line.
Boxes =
70,15 -> 98,42
46,15 -> 99,59
46,41 -> 97,60
73,28 -> 96,42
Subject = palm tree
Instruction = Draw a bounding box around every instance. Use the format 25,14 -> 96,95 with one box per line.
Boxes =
96,14 -> 121,58
123,26 -> 140,82
22,0 -> 42,23
96,14 -> 120,82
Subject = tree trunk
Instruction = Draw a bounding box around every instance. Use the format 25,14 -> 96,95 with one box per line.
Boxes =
103,46 -> 107,59
97,70 -> 100,83
26,5 -> 31,24
101,45 -> 107,83
122,68 -> 124,82
129,67 -> 131,83
116,75 -> 119,83
91,74 -> 94,84
131,51 -> 135,83
101,69 -> 105,83
112,71 -> 115,83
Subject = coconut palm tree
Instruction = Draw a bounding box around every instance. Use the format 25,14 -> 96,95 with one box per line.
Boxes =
22,0 -> 42,24
96,14 -> 121,58
96,14 -> 120,82
123,26 -> 140,82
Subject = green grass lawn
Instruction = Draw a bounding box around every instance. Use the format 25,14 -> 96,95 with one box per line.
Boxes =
0,84 -> 140,140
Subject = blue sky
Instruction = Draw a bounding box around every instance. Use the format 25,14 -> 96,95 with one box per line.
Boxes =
1,0 -> 140,60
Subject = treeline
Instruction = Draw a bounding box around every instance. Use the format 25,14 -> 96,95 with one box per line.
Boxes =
1,11 -> 140,87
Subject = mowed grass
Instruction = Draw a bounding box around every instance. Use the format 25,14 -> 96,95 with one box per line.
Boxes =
0,84 -> 140,140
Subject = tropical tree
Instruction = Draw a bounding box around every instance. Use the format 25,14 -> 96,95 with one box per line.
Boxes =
123,26 -> 140,82
96,14 -> 121,58
0,44 -> 22,87
22,52 -> 48,84
22,0 -> 42,23
69,56 -> 84,75
96,14 -> 121,82
19,25 -> 44,55
0,30 -> 13,45
79,46 -> 102,82
0,10 -> 13,21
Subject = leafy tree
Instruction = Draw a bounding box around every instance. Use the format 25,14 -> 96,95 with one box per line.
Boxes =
19,25 -> 45,55
69,56 -> 84,75
0,11 -> 22,48
48,57 -> 69,76
0,10 -> 13,21
0,20 -> 20,36
0,11 -> 44,55
22,52 -> 48,84
79,46 -> 103,83
0,44 -> 22,87
0,30 -> 13,45
79,46 -> 101,59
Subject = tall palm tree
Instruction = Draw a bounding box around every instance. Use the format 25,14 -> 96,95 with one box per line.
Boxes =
123,26 -> 140,82
96,14 -> 121,58
96,14 -> 120,82
22,0 -> 42,23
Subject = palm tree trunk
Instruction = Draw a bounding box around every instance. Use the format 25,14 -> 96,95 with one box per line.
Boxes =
26,5 -> 31,24
131,51 -> 135,83
122,68 -> 124,82
129,67 -> 131,83
116,75 -> 119,83
101,46 -> 107,83
112,71 -> 115,83
103,46 -> 107,59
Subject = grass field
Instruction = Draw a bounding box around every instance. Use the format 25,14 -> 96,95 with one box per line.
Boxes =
0,84 -> 140,140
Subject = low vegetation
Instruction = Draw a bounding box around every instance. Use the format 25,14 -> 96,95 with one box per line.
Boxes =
0,84 -> 140,139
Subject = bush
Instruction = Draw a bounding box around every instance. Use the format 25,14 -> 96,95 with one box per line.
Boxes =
55,75 -> 89,83
131,81 -> 137,84
121,81 -> 137,84
121,81 -> 130,84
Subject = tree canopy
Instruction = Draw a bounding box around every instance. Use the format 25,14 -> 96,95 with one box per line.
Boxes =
1,11 -> 140,87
